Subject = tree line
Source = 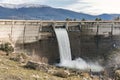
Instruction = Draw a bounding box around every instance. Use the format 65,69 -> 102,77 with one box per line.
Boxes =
65,16 -> 120,21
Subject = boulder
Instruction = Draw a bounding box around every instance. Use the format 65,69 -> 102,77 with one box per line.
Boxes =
10,53 -> 29,63
25,60 -> 48,72
0,50 -> 7,55
115,70 -> 120,80
53,70 -> 70,78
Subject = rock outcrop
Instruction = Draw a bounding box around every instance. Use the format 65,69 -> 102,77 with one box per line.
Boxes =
25,60 -> 49,71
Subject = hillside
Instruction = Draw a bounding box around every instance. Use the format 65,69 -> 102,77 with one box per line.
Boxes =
0,51 -> 98,80
0,3 -> 119,20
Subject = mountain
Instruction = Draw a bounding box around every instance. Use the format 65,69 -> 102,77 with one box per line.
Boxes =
0,3 -> 119,20
0,3 -> 49,9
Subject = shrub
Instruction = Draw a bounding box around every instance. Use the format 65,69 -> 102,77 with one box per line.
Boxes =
0,42 -> 14,55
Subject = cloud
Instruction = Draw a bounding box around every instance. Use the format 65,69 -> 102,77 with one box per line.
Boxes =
0,0 -> 120,15
0,0 -> 76,7
43,0 -> 76,8
64,0 -> 120,15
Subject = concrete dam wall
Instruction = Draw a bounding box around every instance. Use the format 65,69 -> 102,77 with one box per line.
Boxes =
0,20 -> 120,64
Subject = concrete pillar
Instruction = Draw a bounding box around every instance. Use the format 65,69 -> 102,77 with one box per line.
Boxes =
96,22 -> 99,35
111,22 -> 114,36
38,22 -> 42,40
4,21 -> 7,25
52,22 -> 56,29
79,23 -> 82,31
23,21 -> 27,51
65,22 -> 69,30
96,22 -> 99,49
11,20 -> 14,38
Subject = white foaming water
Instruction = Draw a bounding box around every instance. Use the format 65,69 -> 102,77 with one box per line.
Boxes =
54,28 -> 104,72
54,28 -> 72,63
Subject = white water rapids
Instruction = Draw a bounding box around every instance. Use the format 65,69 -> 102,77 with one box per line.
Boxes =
54,28 -> 104,72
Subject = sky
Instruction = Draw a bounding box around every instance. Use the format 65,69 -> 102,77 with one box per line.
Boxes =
0,0 -> 120,15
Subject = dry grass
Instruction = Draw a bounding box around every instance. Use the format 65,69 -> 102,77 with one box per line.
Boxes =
0,52 -> 83,80
0,52 -> 84,80
0,53 -> 57,80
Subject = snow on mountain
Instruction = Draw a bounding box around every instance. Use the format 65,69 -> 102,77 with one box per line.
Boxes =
0,3 -> 118,20
0,3 -> 49,9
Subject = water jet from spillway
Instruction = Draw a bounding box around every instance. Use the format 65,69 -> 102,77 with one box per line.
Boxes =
54,28 -> 104,72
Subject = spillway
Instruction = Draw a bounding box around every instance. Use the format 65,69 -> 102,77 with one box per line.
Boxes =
54,28 -> 72,63
54,28 -> 103,72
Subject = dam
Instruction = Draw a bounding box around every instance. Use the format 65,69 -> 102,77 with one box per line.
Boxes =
0,19 -> 120,64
